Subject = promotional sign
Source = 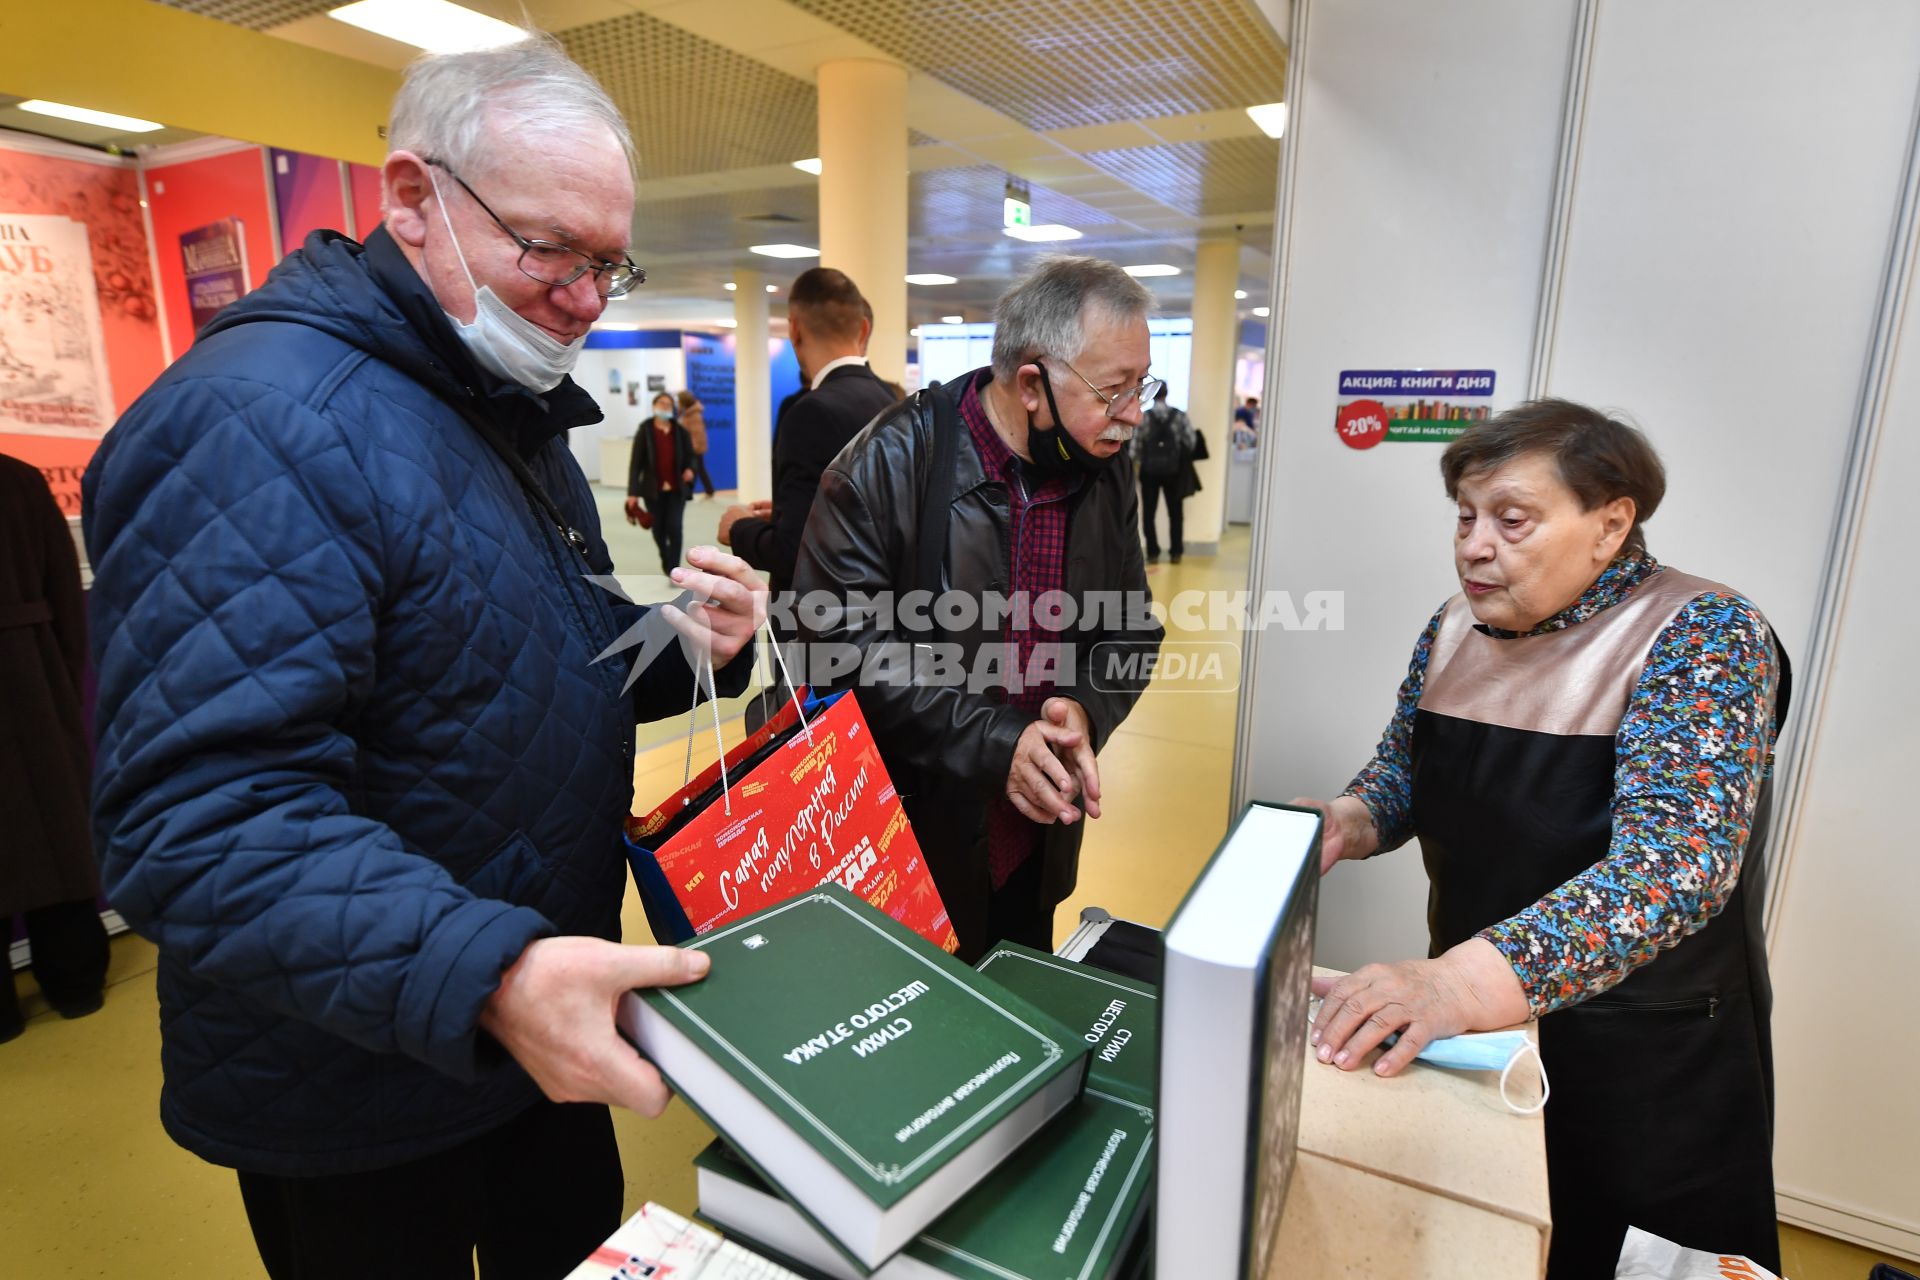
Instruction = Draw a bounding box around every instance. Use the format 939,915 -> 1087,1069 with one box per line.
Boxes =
1334,369 -> 1496,450
179,218 -> 250,334
0,213 -> 115,440
682,330 -> 737,488
630,691 -> 958,953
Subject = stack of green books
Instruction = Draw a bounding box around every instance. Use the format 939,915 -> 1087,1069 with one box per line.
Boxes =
618,889 -> 1100,1273
693,942 -> 1159,1280
625,800 -> 1321,1279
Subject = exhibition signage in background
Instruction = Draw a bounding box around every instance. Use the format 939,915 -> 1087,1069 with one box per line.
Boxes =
0,213 -> 114,439
682,331 -> 738,490
180,218 -> 250,334
1334,368 -> 1495,450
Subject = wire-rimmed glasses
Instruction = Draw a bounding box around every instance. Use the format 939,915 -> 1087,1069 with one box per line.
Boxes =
427,159 -> 646,299
1038,356 -> 1165,419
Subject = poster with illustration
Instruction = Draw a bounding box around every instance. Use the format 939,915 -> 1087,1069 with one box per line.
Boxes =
180,218 -> 250,334
0,213 -> 114,439
1333,369 -> 1496,450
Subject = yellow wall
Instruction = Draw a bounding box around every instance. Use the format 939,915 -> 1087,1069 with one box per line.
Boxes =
0,0 -> 396,165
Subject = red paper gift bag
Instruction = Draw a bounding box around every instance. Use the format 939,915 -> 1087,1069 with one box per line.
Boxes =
627,690 -> 957,953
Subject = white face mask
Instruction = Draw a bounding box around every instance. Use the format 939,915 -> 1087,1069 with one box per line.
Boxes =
429,170 -> 585,393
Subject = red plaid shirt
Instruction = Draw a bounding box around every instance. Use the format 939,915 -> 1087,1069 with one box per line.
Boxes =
957,373 -> 1079,886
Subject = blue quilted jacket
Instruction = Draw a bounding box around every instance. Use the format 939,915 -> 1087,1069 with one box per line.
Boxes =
84,229 -> 738,1175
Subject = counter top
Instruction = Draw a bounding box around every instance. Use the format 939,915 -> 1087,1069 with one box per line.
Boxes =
1269,967 -> 1551,1276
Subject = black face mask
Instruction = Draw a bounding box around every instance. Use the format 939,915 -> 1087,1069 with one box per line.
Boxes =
1024,359 -> 1108,475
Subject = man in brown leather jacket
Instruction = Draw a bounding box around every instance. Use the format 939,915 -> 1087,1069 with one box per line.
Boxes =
790,256 -> 1164,959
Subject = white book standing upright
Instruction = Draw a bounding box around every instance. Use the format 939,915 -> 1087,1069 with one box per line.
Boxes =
1153,802 -> 1321,1280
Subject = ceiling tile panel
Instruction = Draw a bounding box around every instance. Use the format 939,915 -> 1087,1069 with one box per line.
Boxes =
155,0 -> 1281,315
912,165 -> 1117,241
561,12 -> 820,179
783,0 -> 1286,132
1043,121 -> 1162,153
156,0 -> 335,25
1082,136 -> 1279,218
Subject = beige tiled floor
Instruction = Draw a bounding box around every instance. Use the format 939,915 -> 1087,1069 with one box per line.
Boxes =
3,513 -> 1912,1278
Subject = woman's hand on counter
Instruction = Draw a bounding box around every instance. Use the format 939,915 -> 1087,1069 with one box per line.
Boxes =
1309,939 -> 1530,1078
1291,794 -> 1379,874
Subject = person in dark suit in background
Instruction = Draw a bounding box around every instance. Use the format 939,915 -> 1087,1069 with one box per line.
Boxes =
719,268 -> 897,597
0,454 -> 109,1042
626,390 -> 697,572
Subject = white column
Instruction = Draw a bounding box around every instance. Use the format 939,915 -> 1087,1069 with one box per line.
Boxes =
733,267 -> 772,504
817,58 -> 908,385
1184,235 -> 1240,549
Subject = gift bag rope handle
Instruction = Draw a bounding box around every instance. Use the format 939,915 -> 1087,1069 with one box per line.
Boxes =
678,615 -> 814,818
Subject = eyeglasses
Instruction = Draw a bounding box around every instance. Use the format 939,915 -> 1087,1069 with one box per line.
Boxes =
427,159 -> 646,299
1035,357 -> 1165,420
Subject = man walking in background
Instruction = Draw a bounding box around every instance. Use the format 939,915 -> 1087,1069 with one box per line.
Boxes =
1132,383 -> 1194,564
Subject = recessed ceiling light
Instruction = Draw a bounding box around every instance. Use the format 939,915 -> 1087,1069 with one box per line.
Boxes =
905,273 -> 958,286
724,282 -> 737,291
765,284 -> 779,293
15,100 -> 162,133
1246,102 -> 1289,139
749,243 -> 819,259
1003,224 -> 1082,243
909,327 -> 922,337
1252,306 -> 1271,317
1235,290 -> 1248,300
792,158 -> 822,176
941,315 -> 964,324
1123,264 -> 1181,278
718,318 -> 738,328
327,0 -> 522,52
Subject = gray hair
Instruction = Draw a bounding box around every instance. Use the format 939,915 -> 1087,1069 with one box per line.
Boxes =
387,33 -> 635,181
990,255 -> 1153,380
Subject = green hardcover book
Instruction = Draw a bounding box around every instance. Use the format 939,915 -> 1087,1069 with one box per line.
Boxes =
696,1085 -> 1153,1280
972,943 -> 1156,1108
618,886 -> 1092,1271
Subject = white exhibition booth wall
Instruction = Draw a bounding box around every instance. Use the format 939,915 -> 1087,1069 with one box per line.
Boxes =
569,346 -> 688,485
1235,0 -> 1920,1256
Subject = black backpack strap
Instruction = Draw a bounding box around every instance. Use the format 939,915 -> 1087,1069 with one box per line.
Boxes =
916,381 -> 959,600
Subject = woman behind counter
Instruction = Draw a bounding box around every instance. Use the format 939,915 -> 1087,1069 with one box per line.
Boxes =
626,391 -> 697,573
1300,399 -> 1789,1278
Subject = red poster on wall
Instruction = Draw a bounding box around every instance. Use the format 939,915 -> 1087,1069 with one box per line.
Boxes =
0,212 -> 115,438
0,142 -> 165,513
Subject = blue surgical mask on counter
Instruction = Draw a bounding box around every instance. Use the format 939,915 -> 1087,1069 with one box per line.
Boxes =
1412,1030 -> 1549,1115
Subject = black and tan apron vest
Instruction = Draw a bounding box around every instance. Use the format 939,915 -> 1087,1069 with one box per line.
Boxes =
1411,569 -> 1789,1278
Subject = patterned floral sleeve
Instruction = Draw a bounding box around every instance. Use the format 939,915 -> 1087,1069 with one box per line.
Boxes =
1341,604 -> 1448,853
1479,593 -> 1780,1016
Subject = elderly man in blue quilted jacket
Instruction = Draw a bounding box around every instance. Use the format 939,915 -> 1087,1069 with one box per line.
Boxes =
81,36 -> 763,1280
